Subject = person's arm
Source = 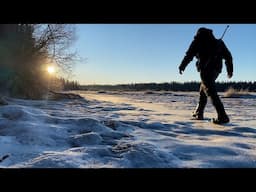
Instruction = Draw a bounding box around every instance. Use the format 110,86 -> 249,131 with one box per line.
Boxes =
179,39 -> 198,74
221,41 -> 233,78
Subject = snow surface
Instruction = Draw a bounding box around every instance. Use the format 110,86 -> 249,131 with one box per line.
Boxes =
0,91 -> 256,168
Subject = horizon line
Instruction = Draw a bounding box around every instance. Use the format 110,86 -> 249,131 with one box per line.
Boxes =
79,80 -> 256,86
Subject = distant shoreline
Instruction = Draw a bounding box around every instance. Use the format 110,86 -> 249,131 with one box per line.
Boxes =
77,81 -> 256,92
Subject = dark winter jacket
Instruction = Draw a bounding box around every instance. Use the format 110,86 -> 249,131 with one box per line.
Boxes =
179,28 -> 233,75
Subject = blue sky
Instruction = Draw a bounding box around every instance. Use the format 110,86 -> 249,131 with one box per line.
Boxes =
72,24 -> 256,85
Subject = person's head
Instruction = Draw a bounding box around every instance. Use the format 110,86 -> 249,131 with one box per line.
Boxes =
194,27 -> 215,41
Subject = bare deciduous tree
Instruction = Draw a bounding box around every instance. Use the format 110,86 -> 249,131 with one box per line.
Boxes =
0,24 -> 79,99
33,24 -> 78,75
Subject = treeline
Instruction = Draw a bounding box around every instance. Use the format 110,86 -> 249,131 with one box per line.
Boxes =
80,81 -> 256,92
58,78 -> 80,90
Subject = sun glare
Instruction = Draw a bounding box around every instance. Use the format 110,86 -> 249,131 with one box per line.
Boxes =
47,66 -> 55,74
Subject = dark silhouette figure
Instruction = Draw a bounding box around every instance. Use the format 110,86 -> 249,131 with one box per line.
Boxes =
179,27 -> 233,124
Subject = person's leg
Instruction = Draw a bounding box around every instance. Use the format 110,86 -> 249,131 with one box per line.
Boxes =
208,87 -> 229,122
201,72 -> 229,124
192,83 -> 207,120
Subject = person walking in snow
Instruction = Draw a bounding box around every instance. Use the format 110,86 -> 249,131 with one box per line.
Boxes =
178,27 -> 233,124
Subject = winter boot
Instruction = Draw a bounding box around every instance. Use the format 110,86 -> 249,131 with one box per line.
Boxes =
212,115 -> 230,124
192,113 -> 204,120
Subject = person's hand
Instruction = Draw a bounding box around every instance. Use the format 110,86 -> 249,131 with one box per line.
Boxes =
179,67 -> 184,75
228,72 -> 233,79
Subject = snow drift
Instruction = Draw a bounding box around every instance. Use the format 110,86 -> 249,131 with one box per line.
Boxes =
0,91 -> 256,168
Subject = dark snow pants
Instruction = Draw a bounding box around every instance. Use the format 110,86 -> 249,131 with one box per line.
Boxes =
194,70 -> 228,119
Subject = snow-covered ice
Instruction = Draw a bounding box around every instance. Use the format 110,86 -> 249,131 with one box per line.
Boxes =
0,91 -> 256,168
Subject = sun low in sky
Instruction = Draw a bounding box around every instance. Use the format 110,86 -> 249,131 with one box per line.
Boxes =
47,66 -> 55,75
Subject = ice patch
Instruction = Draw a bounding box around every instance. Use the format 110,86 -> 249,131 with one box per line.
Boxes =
1,91 -> 256,167
69,133 -> 103,146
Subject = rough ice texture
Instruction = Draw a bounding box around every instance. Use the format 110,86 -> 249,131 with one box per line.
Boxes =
0,91 -> 256,168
